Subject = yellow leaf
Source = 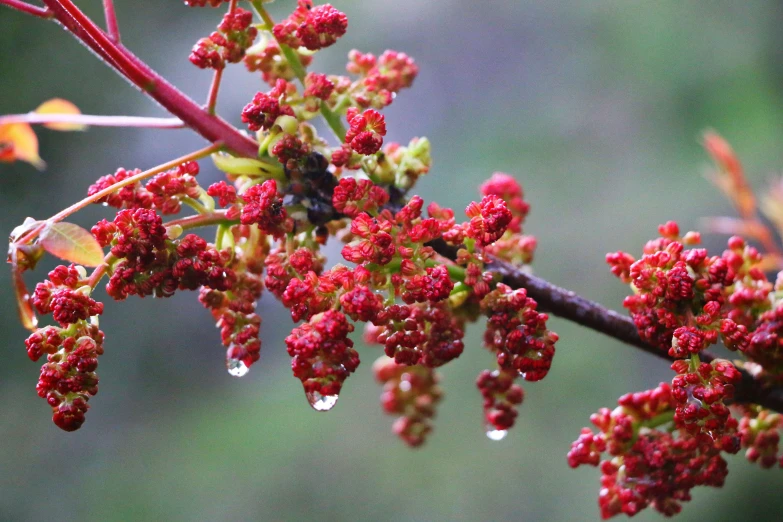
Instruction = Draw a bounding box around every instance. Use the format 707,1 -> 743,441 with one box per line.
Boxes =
35,98 -> 86,131
0,123 -> 45,169
39,222 -> 105,267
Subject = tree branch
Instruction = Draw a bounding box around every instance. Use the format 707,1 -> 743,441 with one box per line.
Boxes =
40,0 -> 259,158
27,0 -> 783,414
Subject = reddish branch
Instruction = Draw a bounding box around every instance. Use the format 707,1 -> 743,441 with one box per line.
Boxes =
9,0 -> 783,413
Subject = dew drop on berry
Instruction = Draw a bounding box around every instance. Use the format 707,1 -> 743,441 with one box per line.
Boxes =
227,358 -> 249,377
486,429 -> 508,441
306,390 -> 339,412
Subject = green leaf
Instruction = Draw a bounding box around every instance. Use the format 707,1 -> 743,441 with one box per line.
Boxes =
39,222 -> 104,267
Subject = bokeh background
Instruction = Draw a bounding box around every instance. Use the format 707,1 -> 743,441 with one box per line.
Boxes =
3,1 -> 783,521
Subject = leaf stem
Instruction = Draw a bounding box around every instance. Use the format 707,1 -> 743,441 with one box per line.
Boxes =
14,143 -> 222,246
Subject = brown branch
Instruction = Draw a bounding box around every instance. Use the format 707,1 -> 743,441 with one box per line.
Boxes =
446,240 -> 783,413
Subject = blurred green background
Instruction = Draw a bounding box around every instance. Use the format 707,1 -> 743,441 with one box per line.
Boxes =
3,1 -> 783,521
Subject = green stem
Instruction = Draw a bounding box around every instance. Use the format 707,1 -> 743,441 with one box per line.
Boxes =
165,210 -> 238,232
640,410 -> 675,430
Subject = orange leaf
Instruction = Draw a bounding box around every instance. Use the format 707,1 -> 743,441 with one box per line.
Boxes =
39,222 -> 105,267
0,122 -> 45,169
35,98 -> 86,131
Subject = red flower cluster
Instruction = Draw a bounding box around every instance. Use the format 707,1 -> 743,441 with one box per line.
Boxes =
244,41 -> 313,86
190,7 -> 257,69
345,50 -> 419,109
606,223 -> 765,357
482,284 -> 558,381
241,81 -> 296,131
568,383 -> 733,518
370,303 -> 465,368
285,310 -> 360,409
240,180 -> 291,238
332,177 -> 389,218
671,358 -> 741,446
739,407 -> 783,468
87,162 -> 201,215
272,1 -> 348,51
92,208 -> 233,300
374,358 -> 442,447
476,368 -> 524,435
344,108 -> 386,155
26,264 -> 106,431
199,226 -> 266,375
184,0 -> 228,6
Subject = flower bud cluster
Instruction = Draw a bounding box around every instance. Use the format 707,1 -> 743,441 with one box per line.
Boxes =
27,264 -> 105,431
92,208 -> 234,299
87,162 -> 202,215
373,357 -> 442,447
738,407 -> 783,468
190,7 -> 258,70
199,226 -> 267,375
476,368 -> 524,434
272,1 -> 348,52
568,383 -> 733,518
606,223 -> 768,357
285,310 -> 360,405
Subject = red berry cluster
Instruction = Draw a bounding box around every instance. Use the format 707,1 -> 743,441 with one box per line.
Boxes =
373,358 -> 442,447
26,264 -> 105,431
190,7 -> 258,69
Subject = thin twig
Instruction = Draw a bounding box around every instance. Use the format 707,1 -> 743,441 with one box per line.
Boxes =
102,0 -> 120,43
206,68 -> 223,115
14,143 -> 222,247
41,0 -> 259,157
0,113 -> 184,128
0,0 -> 52,18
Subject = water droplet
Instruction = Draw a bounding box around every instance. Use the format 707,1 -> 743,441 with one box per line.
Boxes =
486,429 -> 508,441
306,390 -> 339,412
226,358 -> 249,377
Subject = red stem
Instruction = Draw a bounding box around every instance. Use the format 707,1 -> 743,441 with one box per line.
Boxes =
40,0 -> 259,157
0,0 -> 52,18
102,0 -> 120,43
